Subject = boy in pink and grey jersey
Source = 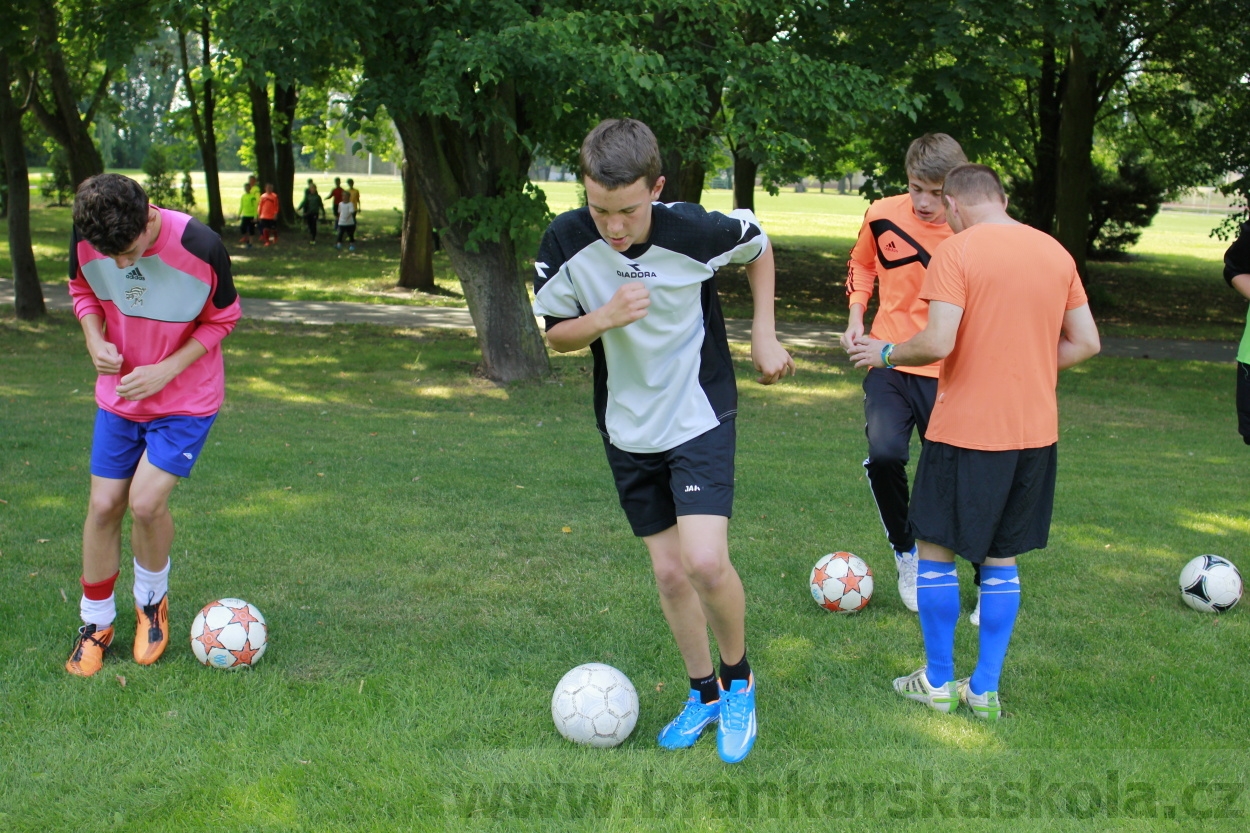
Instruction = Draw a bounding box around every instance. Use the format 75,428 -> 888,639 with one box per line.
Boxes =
65,174 -> 241,677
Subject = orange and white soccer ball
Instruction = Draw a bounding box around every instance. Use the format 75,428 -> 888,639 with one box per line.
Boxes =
810,552 -> 874,613
190,598 -> 268,669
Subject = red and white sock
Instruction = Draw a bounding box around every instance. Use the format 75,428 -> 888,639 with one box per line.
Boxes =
80,572 -> 118,629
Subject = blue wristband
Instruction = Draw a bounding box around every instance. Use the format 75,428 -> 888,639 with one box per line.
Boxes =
881,343 -> 896,368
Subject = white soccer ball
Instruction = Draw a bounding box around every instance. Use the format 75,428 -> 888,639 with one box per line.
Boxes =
810,552 -> 874,613
190,598 -> 268,668
551,662 -> 638,747
1179,555 -> 1242,613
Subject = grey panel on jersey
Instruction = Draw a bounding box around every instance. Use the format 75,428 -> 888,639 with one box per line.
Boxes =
79,254 -> 212,323
533,202 -> 767,454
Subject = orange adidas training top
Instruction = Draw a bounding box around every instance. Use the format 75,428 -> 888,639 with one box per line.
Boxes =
846,193 -> 954,378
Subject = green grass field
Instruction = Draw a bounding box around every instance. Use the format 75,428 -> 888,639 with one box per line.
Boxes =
4,172 -> 1246,340
1,313 -> 1247,830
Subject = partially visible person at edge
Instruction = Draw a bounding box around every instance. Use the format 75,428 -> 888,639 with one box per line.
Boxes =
1224,220 -> 1250,443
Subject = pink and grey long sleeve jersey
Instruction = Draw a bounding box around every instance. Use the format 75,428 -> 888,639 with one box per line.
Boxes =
69,208 -> 241,420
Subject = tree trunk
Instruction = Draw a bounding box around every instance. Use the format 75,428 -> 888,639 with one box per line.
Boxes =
178,20 -> 224,233
248,78 -> 277,197
659,149 -> 683,203
1029,33 -> 1061,234
732,151 -> 757,211
679,158 -> 705,205
273,81 -> 298,226
0,51 -> 45,320
394,108 -> 549,382
1053,36 -> 1097,282
32,6 -> 105,188
398,155 -> 435,290
659,150 -> 705,205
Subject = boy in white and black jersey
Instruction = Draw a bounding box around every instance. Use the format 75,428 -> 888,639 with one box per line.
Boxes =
533,119 -> 794,763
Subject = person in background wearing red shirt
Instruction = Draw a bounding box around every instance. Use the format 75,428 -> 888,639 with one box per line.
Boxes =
65,174 -> 240,676
330,177 -> 346,240
257,183 -> 280,246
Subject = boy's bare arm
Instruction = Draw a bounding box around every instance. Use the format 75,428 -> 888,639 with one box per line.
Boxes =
545,281 -> 651,353
745,244 -> 795,385
1232,273 -> 1250,301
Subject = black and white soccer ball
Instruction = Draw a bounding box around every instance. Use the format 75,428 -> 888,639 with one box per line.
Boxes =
1178,555 -> 1242,613
551,663 -> 638,747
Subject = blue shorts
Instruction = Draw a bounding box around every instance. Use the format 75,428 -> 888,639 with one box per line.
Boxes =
90,409 -> 218,479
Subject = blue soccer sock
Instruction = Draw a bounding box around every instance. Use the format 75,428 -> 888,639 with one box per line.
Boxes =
970,565 -> 1021,695
917,559 -> 960,687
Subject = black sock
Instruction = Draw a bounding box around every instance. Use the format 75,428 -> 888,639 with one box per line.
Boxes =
690,673 -> 719,704
719,653 -> 751,689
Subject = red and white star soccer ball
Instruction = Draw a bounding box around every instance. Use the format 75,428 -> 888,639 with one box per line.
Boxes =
190,598 -> 268,669
810,552 -> 874,613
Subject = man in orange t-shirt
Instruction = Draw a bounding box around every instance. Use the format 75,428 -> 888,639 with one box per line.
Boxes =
850,164 -> 1100,721
840,134 -> 966,614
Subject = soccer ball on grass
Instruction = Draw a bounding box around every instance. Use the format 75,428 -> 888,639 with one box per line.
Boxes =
810,552 -> 874,613
551,663 -> 638,747
1178,555 -> 1242,613
190,598 -> 268,668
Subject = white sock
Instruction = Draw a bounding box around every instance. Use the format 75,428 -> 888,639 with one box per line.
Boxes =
80,593 -> 117,629
133,558 -> 170,608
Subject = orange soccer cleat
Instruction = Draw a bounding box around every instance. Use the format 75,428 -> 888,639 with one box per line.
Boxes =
133,595 -> 170,666
66,624 -> 114,677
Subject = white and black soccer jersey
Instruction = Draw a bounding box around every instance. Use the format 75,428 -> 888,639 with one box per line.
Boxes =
533,202 -> 768,454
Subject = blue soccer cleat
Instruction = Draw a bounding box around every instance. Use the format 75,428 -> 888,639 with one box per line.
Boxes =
657,690 -> 719,749
716,675 -> 757,763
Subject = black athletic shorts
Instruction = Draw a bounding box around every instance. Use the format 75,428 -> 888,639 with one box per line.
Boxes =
240,217 -> 257,235
1237,362 -> 1250,444
908,441 -> 1057,563
259,218 -> 278,232
603,420 -> 735,537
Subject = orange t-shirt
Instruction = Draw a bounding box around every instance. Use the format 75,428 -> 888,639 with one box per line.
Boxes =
921,222 -> 1088,451
258,192 -> 280,220
846,193 -> 954,378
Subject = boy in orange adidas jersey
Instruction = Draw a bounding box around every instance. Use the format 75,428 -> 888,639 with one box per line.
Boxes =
839,134 -> 971,616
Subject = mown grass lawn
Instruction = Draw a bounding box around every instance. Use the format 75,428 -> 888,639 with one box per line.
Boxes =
4,172 -> 1246,340
1,314 -> 1247,830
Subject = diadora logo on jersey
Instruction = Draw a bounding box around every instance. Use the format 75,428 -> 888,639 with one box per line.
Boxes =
617,262 -> 657,279
124,267 -> 146,281
534,261 -> 549,279
684,484 -> 701,493
125,286 -> 146,307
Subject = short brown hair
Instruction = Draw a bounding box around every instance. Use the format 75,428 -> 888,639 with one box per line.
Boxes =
579,119 -> 662,189
905,133 -> 967,184
72,174 -> 149,255
942,164 -> 1006,205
